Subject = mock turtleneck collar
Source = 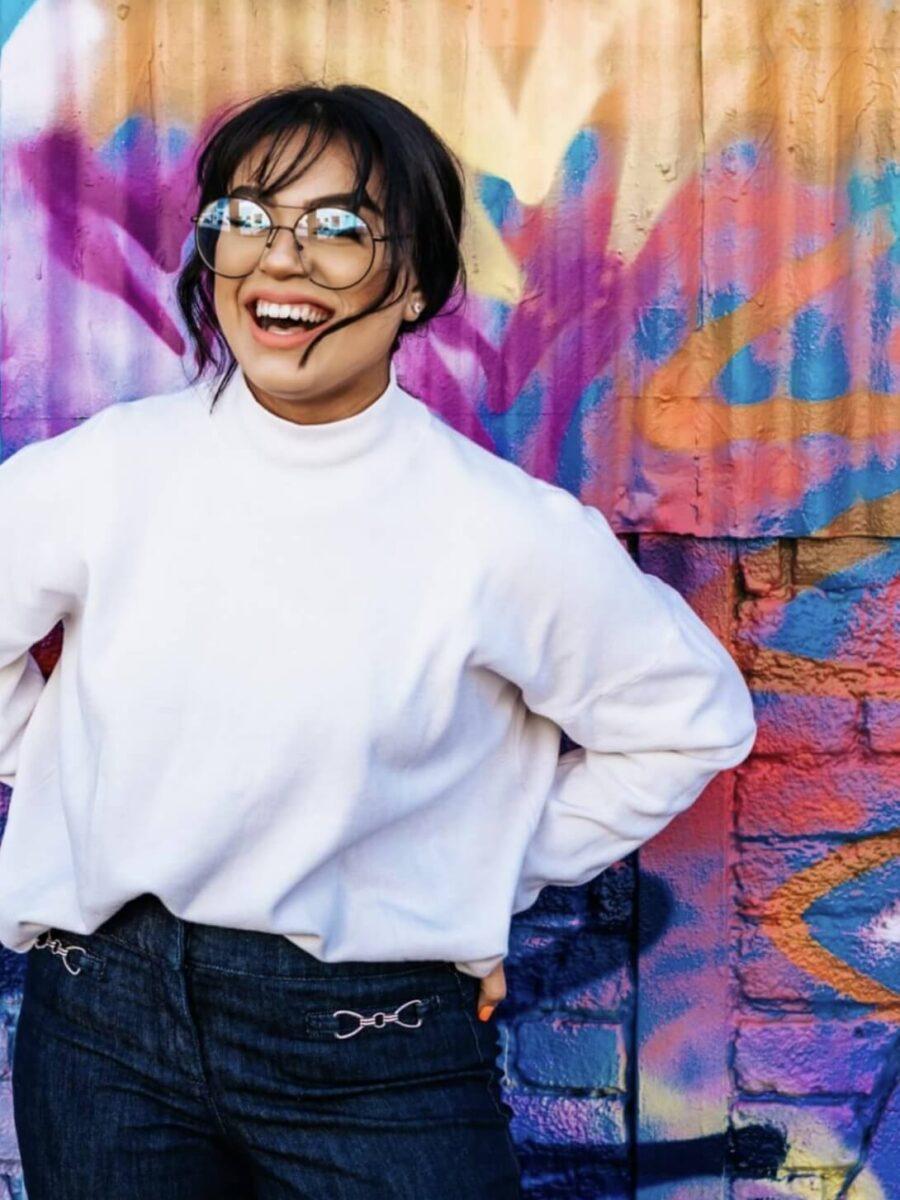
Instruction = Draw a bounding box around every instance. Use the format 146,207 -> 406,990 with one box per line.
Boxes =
208,358 -> 406,470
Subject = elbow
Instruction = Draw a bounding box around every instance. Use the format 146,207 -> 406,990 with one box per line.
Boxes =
703,660 -> 758,770
718,710 -> 758,769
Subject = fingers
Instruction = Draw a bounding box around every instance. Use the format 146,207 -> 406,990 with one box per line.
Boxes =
477,968 -> 507,1021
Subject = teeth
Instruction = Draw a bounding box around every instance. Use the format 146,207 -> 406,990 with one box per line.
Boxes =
254,299 -> 330,323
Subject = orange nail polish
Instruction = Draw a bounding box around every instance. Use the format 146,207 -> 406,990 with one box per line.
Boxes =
478,1004 -> 494,1021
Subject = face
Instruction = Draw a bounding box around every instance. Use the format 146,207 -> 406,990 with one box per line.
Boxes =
212,130 -> 423,424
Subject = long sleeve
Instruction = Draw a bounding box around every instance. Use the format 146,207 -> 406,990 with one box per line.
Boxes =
477,480 -> 758,915
0,417 -> 102,788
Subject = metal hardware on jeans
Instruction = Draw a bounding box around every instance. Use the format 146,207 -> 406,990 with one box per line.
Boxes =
331,997 -> 424,1040
33,931 -> 87,976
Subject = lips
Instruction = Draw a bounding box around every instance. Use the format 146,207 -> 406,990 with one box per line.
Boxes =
245,302 -> 334,350
243,291 -> 335,317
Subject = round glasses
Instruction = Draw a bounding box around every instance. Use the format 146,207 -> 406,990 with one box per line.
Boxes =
190,195 -> 398,289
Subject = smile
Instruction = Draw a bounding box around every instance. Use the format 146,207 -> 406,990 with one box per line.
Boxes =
245,300 -> 335,349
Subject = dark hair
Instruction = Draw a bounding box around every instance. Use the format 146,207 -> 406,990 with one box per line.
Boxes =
175,82 -> 468,407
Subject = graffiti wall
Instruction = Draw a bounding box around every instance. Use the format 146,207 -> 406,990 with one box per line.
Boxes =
1,1 -> 898,1197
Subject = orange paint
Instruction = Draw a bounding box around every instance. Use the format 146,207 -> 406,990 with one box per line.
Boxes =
760,830 -> 900,1014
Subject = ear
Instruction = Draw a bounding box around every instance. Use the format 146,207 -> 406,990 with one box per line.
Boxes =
405,292 -> 426,322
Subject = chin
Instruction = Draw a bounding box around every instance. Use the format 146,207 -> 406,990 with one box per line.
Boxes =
241,341 -> 324,378
253,354 -> 350,400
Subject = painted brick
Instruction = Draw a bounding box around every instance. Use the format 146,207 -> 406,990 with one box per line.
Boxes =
789,543 -> 897,671
731,1101 -> 865,1169
734,916 -> 879,1009
519,1157 -> 631,1200
733,1018 -> 893,1096
520,861 -> 635,931
0,955 -> 27,997
791,538 -> 889,586
861,698 -> 900,752
744,693 -> 858,756
731,1175 -> 831,1199
0,1087 -> 16,1163
0,1001 -> 19,1082
637,535 -> 738,613
732,840 -> 846,918
509,1093 -> 627,1151
860,1075 -> 900,1190
515,1018 -> 627,1090
737,542 -> 793,599
555,968 -> 632,1018
509,930 -> 633,1017
734,756 -> 900,836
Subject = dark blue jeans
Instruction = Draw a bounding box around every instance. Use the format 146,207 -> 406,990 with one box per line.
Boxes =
12,893 -> 522,1198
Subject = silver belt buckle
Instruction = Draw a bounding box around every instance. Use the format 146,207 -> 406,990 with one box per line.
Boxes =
332,996 -> 424,1039
33,930 -> 87,976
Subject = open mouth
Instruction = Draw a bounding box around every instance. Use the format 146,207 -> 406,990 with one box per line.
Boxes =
245,300 -> 335,335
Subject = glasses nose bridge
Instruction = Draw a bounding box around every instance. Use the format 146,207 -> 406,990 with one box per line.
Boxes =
256,219 -> 316,277
261,219 -> 310,271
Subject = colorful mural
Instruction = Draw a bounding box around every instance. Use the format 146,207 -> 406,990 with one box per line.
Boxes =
1,1 -> 897,1197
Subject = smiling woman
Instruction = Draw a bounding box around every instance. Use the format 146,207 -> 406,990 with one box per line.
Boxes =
175,81 -> 468,425
7,80 -> 529,1200
5,77 -> 756,1200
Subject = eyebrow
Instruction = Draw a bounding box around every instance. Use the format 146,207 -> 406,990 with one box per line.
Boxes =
230,184 -> 383,216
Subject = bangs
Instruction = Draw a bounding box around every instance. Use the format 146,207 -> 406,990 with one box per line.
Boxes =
234,113 -> 377,212
201,93 -> 403,264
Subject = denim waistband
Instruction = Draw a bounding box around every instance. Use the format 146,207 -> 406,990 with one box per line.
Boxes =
75,893 -> 454,979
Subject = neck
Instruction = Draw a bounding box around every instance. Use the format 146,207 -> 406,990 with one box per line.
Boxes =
206,356 -> 417,471
243,363 -> 392,427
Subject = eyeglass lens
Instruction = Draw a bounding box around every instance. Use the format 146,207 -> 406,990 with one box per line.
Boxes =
194,196 -> 376,287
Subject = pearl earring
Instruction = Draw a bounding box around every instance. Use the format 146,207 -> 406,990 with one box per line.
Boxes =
413,301 -> 423,314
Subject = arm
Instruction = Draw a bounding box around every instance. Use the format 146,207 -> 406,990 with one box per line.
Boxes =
0,418 -> 103,788
478,481 -> 757,914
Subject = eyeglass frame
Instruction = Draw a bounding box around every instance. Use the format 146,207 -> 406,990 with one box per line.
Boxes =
189,193 -> 413,290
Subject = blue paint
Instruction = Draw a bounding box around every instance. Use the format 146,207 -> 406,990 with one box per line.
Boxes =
562,128 -> 600,200
96,114 -> 147,166
709,284 -> 747,320
719,140 -> 759,175
477,173 -> 518,231
485,301 -> 515,345
634,304 -> 685,363
0,0 -> 37,51
847,162 -> 900,263
871,267 -> 894,343
870,357 -> 892,393
778,448 -> 900,536
763,539 -> 900,659
718,345 -> 778,405
848,170 -> 881,221
479,370 -> 544,460
805,856 -> 900,994
165,125 -> 192,161
557,376 -> 611,493
703,288 -> 774,409
868,261 -> 896,392
848,162 -> 900,220
735,140 -> 759,168
790,306 -> 851,400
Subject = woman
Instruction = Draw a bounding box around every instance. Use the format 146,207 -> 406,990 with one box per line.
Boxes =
4,83 -> 757,1197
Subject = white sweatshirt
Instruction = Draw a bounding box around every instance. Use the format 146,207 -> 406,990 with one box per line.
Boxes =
0,360 -> 757,978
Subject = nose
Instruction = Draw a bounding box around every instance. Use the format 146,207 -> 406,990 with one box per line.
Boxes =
259,225 -> 310,276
